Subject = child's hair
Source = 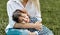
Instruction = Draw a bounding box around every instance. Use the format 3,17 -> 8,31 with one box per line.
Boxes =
12,9 -> 24,23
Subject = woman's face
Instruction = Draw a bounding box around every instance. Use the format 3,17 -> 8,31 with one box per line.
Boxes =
18,13 -> 30,23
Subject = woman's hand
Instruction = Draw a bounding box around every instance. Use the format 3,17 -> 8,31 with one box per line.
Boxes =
34,21 -> 42,30
21,8 -> 30,16
21,8 -> 28,14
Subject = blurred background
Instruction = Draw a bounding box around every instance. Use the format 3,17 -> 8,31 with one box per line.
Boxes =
0,0 -> 60,35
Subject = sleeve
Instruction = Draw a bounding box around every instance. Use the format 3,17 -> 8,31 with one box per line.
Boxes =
35,8 -> 42,22
7,1 -> 23,28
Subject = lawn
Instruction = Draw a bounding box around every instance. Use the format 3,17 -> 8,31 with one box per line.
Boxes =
0,0 -> 60,35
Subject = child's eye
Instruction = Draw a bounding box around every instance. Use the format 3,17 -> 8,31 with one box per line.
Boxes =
21,16 -> 25,18
23,16 -> 26,18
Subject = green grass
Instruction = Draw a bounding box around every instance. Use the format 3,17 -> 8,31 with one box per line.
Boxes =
0,0 -> 60,35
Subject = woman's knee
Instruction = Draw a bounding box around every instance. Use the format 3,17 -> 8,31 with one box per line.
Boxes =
38,25 -> 54,35
46,30 -> 54,35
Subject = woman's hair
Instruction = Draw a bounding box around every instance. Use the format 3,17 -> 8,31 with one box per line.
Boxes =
31,0 -> 40,12
20,0 -> 40,12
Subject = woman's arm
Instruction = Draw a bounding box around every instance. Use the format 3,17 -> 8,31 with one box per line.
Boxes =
35,5 -> 42,22
13,22 -> 42,31
14,23 -> 36,28
7,2 -> 41,29
7,1 -> 42,30
7,1 -> 28,28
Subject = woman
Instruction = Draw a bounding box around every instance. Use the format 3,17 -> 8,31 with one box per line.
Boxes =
5,0 -> 54,35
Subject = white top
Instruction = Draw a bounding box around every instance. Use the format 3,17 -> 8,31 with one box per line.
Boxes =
5,0 -> 42,33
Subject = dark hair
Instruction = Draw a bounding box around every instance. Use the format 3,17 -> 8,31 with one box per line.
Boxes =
12,9 -> 30,23
12,9 -> 23,23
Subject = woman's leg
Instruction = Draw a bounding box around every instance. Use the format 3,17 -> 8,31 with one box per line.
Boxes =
38,25 -> 54,35
6,28 -> 29,35
30,17 -> 54,35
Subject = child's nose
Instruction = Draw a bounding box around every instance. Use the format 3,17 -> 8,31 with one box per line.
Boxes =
25,16 -> 28,18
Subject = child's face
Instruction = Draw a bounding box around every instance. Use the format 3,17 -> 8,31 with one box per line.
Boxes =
18,13 -> 30,23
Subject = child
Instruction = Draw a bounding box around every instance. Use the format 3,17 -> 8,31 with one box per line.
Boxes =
12,9 -> 39,35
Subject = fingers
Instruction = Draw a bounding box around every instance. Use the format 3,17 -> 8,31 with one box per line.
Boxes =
21,8 -> 27,13
35,21 -> 42,24
35,23 -> 42,31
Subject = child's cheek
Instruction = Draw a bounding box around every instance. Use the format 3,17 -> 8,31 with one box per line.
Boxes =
23,18 -> 30,23
27,18 -> 30,22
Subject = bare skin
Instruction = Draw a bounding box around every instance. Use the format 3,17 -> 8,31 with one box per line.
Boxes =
14,22 -> 42,30
14,22 -> 42,35
14,0 -> 42,35
21,0 -> 28,7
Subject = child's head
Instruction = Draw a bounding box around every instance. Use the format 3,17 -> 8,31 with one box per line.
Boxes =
12,9 -> 30,23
